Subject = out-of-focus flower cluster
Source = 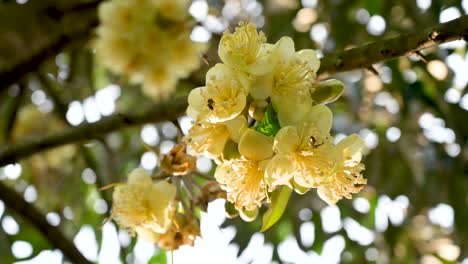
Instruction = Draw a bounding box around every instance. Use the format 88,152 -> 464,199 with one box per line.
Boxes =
95,0 -> 207,100
185,22 -> 368,220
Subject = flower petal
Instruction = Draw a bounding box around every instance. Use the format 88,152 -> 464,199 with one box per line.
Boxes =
272,36 -> 295,62
127,168 -> 152,185
299,104 -> 333,145
250,74 -> 273,100
317,187 -> 338,205
273,126 -> 300,154
224,115 -> 248,142
295,49 -> 320,74
276,100 -> 312,127
336,134 -> 367,162
238,129 -> 274,161
135,227 -> 160,243
265,153 -> 296,187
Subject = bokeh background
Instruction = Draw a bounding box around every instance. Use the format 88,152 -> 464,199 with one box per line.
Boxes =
0,0 -> 467,263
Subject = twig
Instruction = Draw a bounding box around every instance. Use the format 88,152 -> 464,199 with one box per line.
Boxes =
317,15 -> 468,79
0,96 -> 188,166
2,81 -> 26,142
0,181 -> 91,264
414,50 -> 429,63
37,70 -> 115,206
1,16 -> 468,165
366,65 -> 379,76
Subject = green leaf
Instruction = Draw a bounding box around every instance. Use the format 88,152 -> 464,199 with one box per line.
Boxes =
148,250 -> 167,264
365,0 -> 380,15
312,79 -> 344,105
261,187 -> 292,232
225,201 -> 239,219
255,104 -> 281,137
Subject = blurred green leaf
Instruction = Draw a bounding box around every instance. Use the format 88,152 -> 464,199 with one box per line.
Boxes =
149,250 -> 167,264
261,187 -> 292,232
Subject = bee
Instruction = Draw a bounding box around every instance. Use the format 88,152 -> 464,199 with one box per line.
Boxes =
309,136 -> 325,148
207,98 -> 215,110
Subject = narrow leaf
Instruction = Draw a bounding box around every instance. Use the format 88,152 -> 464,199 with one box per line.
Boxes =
261,186 -> 292,232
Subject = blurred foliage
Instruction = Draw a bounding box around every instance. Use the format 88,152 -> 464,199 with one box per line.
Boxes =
0,0 -> 467,263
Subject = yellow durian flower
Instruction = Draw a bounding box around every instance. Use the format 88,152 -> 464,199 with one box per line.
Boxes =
265,105 -> 334,191
215,157 -> 271,211
184,115 -> 247,161
187,64 -> 249,123
317,134 -> 367,205
219,22 -> 277,75
270,37 -> 320,126
111,169 -> 176,237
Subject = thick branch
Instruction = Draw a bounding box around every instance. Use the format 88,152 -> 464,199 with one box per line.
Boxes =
1,16 -> 467,165
0,97 -> 188,166
0,181 -> 91,264
0,1 -> 100,91
318,15 -> 468,78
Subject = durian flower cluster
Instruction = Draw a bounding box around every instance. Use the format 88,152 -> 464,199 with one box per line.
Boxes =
185,22 -> 368,218
95,0 -> 207,100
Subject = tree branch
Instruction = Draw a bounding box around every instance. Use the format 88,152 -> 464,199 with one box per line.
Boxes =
0,1 -> 101,91
317,15 -> 468,78
2,81 -> 26,142
0,181 -> 91,264
0,96 -> 188,166
1,16 -> 468,165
